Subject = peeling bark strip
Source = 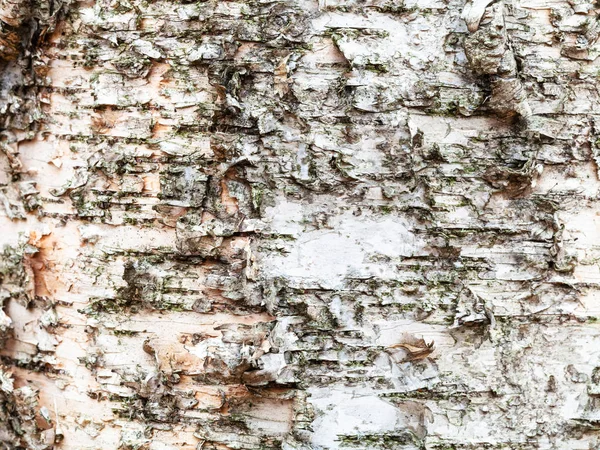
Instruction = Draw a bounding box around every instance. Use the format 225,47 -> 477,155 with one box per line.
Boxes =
462,1 -> 532,120
2,0 -> 600,448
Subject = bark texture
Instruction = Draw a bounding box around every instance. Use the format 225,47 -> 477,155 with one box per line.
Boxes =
1,0 -> 600,449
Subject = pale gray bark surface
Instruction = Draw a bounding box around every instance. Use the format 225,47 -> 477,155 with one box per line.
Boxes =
1,0 -> 600,449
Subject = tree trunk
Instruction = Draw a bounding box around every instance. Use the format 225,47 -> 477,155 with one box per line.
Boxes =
1,0 -> 600,449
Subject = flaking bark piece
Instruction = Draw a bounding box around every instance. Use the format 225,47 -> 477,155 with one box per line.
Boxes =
462,0 -> 497,32
387,333 -> 435,362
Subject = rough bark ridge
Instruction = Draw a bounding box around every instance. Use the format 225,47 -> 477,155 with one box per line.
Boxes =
1,0 -> 600,449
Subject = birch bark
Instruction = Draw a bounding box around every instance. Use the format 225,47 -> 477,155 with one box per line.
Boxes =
1,0 -> 600,449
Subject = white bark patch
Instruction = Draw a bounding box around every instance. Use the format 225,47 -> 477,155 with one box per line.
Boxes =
262,208 -> 426,288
